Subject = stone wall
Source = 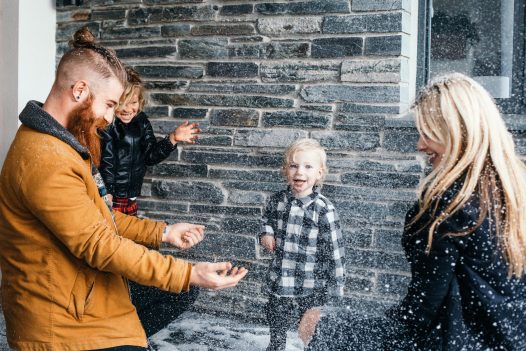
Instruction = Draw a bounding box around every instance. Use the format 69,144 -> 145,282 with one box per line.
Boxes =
56,0 -> 421,321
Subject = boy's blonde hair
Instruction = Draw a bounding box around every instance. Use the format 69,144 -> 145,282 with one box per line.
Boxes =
412,72 -> 526,277
282,138 -> 327,185
116,66 -> 146,113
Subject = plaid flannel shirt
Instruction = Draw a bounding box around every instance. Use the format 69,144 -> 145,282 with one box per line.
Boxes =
260,188 -> 345,298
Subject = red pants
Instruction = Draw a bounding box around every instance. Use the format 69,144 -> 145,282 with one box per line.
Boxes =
112,197 -> 138,216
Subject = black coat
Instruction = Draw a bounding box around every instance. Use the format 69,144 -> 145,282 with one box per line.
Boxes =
307,180 -> 526,351
99,112 -> 175,198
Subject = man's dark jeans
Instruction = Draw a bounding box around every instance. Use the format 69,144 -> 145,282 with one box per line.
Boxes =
130,281 -> 200,337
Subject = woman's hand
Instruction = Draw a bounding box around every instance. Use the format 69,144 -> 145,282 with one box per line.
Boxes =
162,223 -> 205,250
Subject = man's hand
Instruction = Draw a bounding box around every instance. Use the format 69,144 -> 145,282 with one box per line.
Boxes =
260,234 -> 276,252
190,262 -> 248,290
169,121 -> 200,145
162,223 -> 205,250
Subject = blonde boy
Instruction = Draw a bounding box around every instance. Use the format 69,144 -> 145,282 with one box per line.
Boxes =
259,138 -> 345,351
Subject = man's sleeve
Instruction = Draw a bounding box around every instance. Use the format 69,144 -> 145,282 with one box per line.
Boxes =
23,164 -> 191,293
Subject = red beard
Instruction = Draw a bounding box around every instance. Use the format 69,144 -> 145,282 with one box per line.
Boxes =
67,96 -> 108,167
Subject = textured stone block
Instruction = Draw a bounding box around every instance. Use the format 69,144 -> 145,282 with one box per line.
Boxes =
115,46 -> 177,59
220,4 -> 254,16
228,190 -> 266,206
195,135 -> 233,146
346,248 -> 408,271
301,84 -> 403,104
92,9 -> 126,21
188,83 -> 294,95
136,199 -> 189,214
161,24 -> 192,37
337,200 -> 388,223
261,62 -> 339,82
221,217 -> 261,236
262,111 -> 331,128
255,0 -> 349,15
151,93 -> 295,109
152,180 -> 224,204
127,6 -> 216,25
334,114 -> 385,131
323,12 -> 407,34
149,163 -> 208,177
341,171 -> 421,188
182,150 -> 282,167
384,128 -> 420,152
311,131 -> 380,151
340,103 -> 401,114
207,62 -> 259,78
179,39 -> 229,59
143,0 -> 206,4
324,184 -> 416,202
56,22 -> 100,41
209,168 -> 281,183
229,42 -> 310,59
375,228 -> 404,251
191,24 -> 256,36
234,129 -> 308,147
210,109 -> 259,127
257,17 -> 322,35
352,0 -> 410,12
143,81 -> 188,91
190,204 -> 261,217
311,37 -> 363,58
173,108 -> 208,119
189,232 -> 257,259
143,105 -> 169,118
134,65 -> 204,79
224,181 -> 285,193
102,26 -> 161,40
341,58 -> 408,83
365,34 -> 410,56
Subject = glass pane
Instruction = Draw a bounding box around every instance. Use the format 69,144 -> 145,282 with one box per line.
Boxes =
429,0 -> 515,99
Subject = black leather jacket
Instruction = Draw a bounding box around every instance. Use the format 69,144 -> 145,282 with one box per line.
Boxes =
99,112 -> 176,198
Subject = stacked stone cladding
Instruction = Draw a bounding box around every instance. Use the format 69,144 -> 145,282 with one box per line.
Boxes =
56,0 -> 425,321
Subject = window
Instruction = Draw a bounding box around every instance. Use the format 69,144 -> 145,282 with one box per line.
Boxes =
417,0 -> 526,114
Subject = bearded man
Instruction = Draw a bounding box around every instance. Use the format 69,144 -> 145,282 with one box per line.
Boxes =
0,27 -> 247,351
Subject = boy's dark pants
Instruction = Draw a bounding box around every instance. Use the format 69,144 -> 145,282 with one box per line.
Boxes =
130,281 -> 199,337
265,290 -> 328,351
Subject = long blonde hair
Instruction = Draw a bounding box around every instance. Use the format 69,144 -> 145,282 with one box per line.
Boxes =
412,73 -> 526,277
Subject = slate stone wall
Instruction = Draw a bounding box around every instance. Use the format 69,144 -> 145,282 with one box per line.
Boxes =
56,0 -> 421,321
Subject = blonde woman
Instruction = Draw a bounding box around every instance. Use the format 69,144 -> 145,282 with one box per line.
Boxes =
306,73 -> 526,351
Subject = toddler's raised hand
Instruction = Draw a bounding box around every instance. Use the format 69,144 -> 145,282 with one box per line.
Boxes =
170,121 -> 200,144
260,234 -> 276,252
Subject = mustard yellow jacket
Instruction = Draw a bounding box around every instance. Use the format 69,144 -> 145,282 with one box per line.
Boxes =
0,101 -> 192,350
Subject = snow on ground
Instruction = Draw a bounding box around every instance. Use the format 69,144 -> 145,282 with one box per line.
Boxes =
150,311 -> 304,351
0,310 -> 304,351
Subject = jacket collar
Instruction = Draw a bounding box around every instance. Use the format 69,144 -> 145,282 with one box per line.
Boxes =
285,186 -> 320,207
19,100 -> 90,160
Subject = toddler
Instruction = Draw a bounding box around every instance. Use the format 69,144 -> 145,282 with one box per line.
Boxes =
260,138 -> 345,351
99,66 -> 200,216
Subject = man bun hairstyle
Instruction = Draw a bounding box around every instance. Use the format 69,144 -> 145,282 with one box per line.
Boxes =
57,26 -> 126,88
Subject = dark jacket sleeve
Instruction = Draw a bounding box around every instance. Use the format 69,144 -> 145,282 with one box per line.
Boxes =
390,199 -> 477,332
142,115 -> 176,166
99,126 -> 116,194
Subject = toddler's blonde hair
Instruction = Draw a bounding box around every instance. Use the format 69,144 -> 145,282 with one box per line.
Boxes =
282,138 -> 327,186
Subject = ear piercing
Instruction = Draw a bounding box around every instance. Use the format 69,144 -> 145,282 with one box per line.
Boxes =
76,96 -> 80,100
